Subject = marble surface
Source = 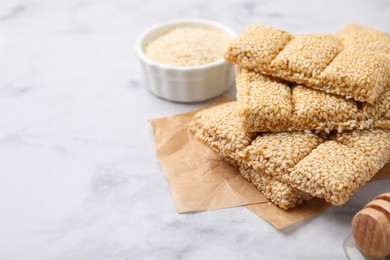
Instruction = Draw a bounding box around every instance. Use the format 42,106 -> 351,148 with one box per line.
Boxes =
0,0 -> 389,259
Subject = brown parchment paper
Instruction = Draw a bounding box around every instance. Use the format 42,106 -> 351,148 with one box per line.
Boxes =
150,107 -> 390,229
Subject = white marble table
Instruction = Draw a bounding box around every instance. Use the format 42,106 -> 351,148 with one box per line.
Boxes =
0,0 -> 389,259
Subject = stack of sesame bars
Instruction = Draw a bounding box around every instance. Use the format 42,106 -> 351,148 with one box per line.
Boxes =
189,24 -> 390,210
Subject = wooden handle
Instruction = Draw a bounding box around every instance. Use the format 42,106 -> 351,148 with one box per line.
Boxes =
352,192 -> 390,258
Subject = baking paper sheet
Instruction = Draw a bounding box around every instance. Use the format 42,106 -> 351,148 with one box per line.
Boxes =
150,106 -> 390,229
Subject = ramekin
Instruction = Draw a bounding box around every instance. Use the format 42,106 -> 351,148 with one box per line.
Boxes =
135,19 -> 236,103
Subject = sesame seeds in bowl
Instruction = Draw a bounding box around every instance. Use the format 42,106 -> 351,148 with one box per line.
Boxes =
145,26 -> 231,67
135,19 -> 236,103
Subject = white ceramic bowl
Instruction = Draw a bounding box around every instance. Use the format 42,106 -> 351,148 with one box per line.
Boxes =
135,19 -> 236,103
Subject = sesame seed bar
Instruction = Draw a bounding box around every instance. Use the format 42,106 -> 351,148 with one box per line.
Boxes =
220,157 -> 312,210
241,131 -> 325,182
332,130 -> 390,173
189,101 -> 257,161
242,127 -> 390,206
336,24 -> 390,58
190,103 -> 390,208
236,67 -> 390,133
225,24 -> 390,103
289,129 -> 390,205
189,102 -> 313,209
238,163 -> 312,210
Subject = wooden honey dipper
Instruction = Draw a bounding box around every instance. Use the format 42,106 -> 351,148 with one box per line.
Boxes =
352,192 -> 390,258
